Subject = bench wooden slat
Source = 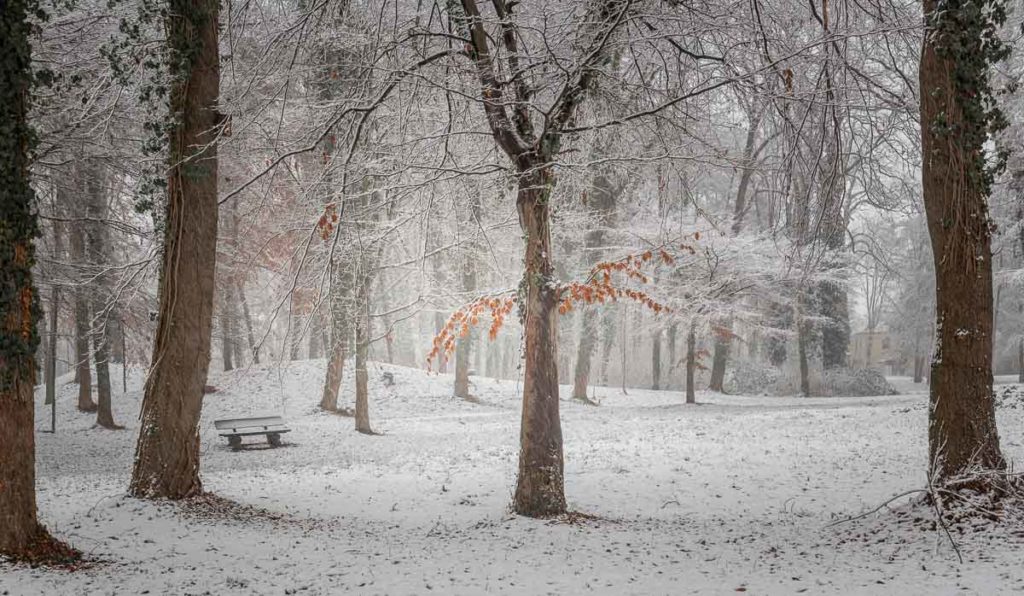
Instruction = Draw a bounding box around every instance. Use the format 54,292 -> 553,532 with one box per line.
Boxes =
217,428 -> 291,437
214,416 -> 286,430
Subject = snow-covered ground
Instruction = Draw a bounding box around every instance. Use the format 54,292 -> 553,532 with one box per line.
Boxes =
4,361 -> 1024,595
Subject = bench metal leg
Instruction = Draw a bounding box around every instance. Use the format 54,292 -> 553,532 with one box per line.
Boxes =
267,433 -> 282,447
228,435 -> 242,449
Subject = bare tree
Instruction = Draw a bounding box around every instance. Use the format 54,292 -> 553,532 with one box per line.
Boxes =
458,0 -> 631,517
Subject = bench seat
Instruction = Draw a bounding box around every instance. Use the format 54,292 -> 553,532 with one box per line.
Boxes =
214,416 -> 291,448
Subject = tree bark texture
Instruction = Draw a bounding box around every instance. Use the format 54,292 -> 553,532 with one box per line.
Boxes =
354,275 -> 372,434
651,329 -> 661,390
512,169 -> 566,517
0,0 -> 49,552
83,164 -> 119,428
919,2 -> 1005,480
685,322 -> 696,404
797,304 -> 810,398
237,278 -> 258,364
708,327 -> 728,393
67,212 -> 96,411
129,0 -> 220,499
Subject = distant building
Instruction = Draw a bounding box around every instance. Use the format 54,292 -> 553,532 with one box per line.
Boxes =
848,329 -> 901,373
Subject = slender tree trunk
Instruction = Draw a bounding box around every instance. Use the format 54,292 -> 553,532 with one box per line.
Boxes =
354,276 -> 372,434
433,311 -> 448,374
129,0 -> 220,499
571,170 -> 617,403
598,308 -> 616,385
92,315 -> 119,429
912,333 -> 924,383
919,3 -> 1005,481
620,306 -> 629,394
571,312 -> 598,403
45,289 -> 59,409
667,323 -> 677,375
685,322 -> 696,404
72,283 -> 95,411
454,222 -> 477,399
651,329 -> 661,390
220,288 -> 234,372
797,301 -> 810,397
1018,333 -> 1023,384
708,325 -> 729,392
289,305 -> 302,361
321,262 -> 350,412
321,333 -> 346,412
512,169 -> 566,517
453,323 -> 473,398
83,165 -> 119,429
70,216 -> 89,391
766,301 -> 790,367
45,215 -> 64,411
237,278 -> 258,364
307,309 -> 321,360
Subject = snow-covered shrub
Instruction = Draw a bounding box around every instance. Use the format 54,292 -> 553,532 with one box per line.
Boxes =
723,361 -> 798,396
820,367 -> 896,397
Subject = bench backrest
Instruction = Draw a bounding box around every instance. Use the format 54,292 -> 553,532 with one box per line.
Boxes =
214,416 -> 287,431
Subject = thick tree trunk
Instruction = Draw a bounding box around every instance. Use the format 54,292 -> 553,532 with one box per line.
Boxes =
919,7 -> 1004,481
512,169 -> 566,517
129,0 -> 220,499
0,0 -> 64,553
685,322 -> 696,404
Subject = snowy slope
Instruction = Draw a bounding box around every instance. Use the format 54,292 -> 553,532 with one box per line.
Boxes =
3,360 -> 1023,595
